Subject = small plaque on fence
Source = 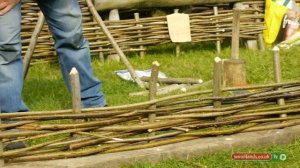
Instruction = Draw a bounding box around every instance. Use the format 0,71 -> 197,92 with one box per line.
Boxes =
167,13 -> 191,43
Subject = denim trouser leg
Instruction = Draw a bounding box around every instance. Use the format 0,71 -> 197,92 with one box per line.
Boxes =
0,3 -> 29,112
37,0 -> 106,108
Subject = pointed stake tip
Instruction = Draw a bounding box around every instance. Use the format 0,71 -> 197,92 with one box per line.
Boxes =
272,46 -> 280,52
214,57 -> 222,63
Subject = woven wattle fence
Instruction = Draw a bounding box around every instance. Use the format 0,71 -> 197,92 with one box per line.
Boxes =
1,81 -> 300,162
21,0 -> 265,64
3,0 -> 293,164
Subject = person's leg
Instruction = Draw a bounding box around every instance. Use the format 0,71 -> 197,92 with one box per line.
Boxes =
0,2 -> 29,113
37,0 -> 106,108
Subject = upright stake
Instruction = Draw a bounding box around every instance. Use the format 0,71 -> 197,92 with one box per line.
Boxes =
176,43 -> 181,57
223,7 -> 246,87
107,9 -> 121,62
93,16 -> 105,62
23,12 -> 45,79
134,13 -> 145,58
174,9 -> 181,57
0,108 -> 4,166
213,57 -> 222,108
86,0 -> 145,89
148,61 -> 160,135
231,9 -> 241,60
213,6 -> 221,54
273,46 -> 286,118
253,4 -> 265,51
69,68 -> 82,122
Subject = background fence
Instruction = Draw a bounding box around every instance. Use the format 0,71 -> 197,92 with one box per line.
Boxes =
21,0 -> 265,64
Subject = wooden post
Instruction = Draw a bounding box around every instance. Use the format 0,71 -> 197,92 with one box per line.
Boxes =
231,9 -> 241,60
213,6 -> 221,54
223,59 -> 246,87
98,47 -> 105,62
140,76 -> 203,84
107,9 -> 121,62
174,9 -> 181,57
86,0 -> 145,89
273,46 -> 286,118
148,61 -> 160,123
134,13 -> 145,58
148,61 -> 160,136
23,12 -> 45,79
223,8 -> 246,87
93,17 -> 105,62
69,68 -> 82,121
237,3 -> 259,50
253,4 -> 265,51
108,9 -> 120,20
213,57 -> 222,108
0,108 -> 4,166
246,40 -> 258,50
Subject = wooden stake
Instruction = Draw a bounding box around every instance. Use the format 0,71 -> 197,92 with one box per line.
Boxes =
148,61 -> 160,137
175,44 -> 181,57
69,68 -> 82,121
253,4 -> 265,51
86,0 -> 145,89
213,57 -> 222,108
23,12 -> 45,79
273,47 -> 283,86
231,9 -> 241,60
246,40 -> 258,50
213,6 -> 221,54
223,59 -> 246,87
174,9 -> 181,57
130,84 -> 188,97
108,9 -> 120,20
223,7 -> 246,87
134,13 -> 145,58
93,16 -> 105,62
140,76 -> 203,84
273,46 -> 286,118
148,61 -> 160,123
257,33 -> 266,51
107,9 -> 121,62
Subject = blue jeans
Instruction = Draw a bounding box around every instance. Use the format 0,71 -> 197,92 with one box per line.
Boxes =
0,0 -> 106,113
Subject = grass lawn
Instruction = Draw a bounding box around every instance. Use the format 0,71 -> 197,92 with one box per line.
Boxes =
122,138 -> 300,168
24,42 -> 300,110
23,41 -> 300,167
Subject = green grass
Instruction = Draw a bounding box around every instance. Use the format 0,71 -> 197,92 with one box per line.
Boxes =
24,42 -> 300,109
23,41 -> 300,167
121,138 -> 300,168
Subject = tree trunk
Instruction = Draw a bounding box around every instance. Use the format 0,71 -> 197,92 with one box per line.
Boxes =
93,0 -> 249,11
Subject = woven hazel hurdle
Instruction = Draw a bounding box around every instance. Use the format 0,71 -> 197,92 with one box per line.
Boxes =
21,0 -> 265,65
2,0 -> 289,164
1,47 -> 300,163
1,81 -> 300,163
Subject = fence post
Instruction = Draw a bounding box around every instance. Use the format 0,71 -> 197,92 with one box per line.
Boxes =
253,4 -> 265,51
173,9 -> 181,57
107,9 -> 121,62
213,57 -> 222,108
134,13 -> 145,58
223,8 -> 246,87
70,68 -> 82,122
148,61 -> 160,136
273,46 -> 286,118
213,6 -> 221,54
